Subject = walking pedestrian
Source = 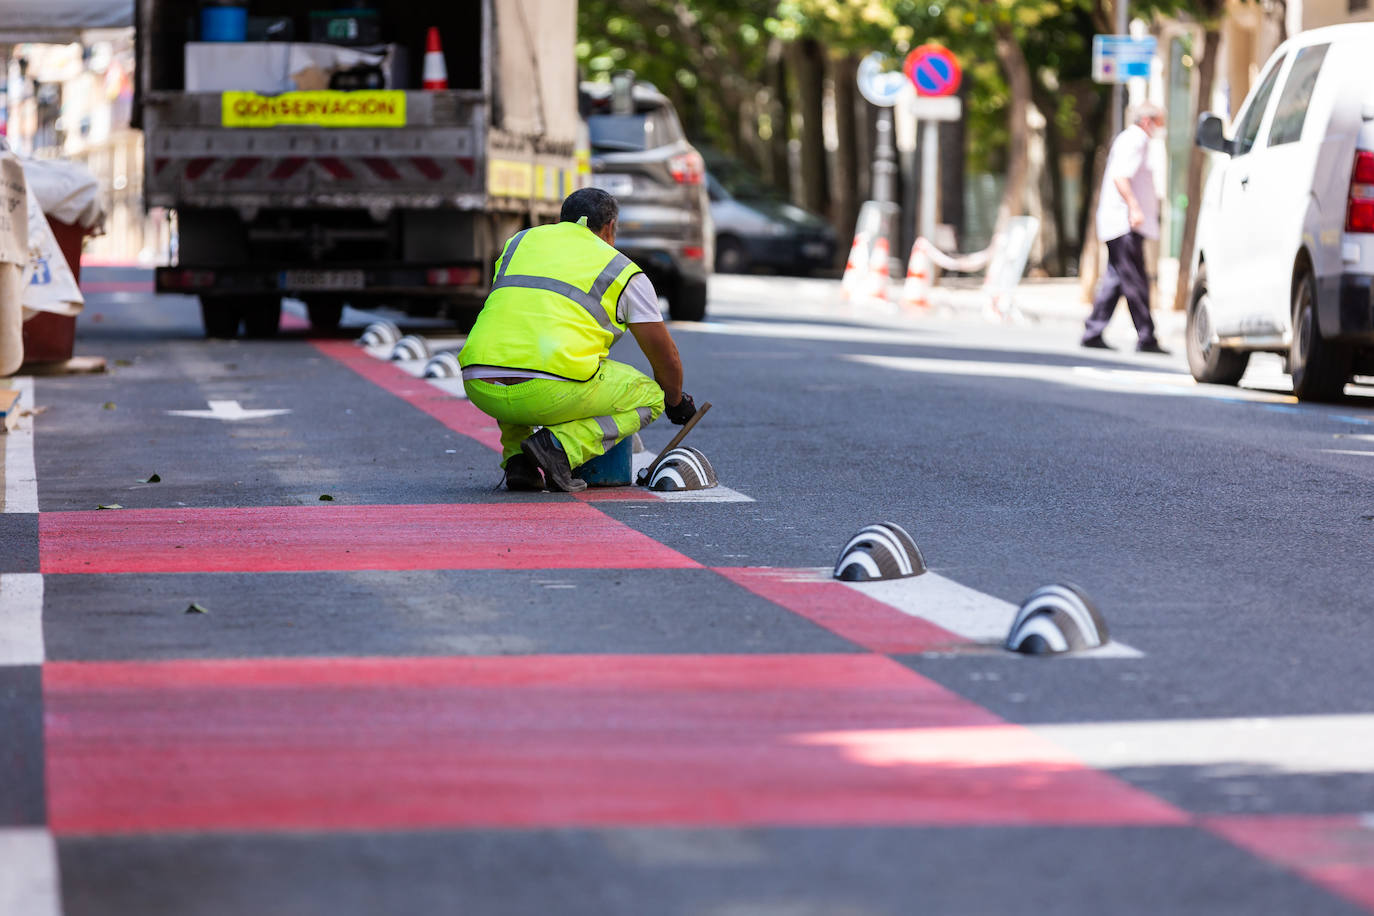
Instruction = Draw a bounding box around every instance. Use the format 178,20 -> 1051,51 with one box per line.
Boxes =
1082,102 -> 1169,354
459,188 -> 697,493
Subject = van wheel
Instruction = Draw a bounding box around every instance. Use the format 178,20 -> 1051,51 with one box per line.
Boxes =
669,278 -> 708,322
1290,269 -> 1350,401
1185,265 -> 1248,385
199,297 -> 241,339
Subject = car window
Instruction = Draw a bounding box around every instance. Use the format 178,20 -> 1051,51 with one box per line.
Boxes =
1268,44 -> 1329,146
587,106 -> 684,152
1233,54 -> 1286,156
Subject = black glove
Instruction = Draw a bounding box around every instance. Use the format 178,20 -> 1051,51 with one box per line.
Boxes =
665,393 -> 696,425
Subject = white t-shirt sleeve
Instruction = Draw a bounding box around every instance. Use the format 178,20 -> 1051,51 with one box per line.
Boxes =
617,272 -> 664,324
1107,127 -> 1148,180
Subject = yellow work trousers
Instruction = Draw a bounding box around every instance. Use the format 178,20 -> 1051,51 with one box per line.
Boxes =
463,359 -> 664,470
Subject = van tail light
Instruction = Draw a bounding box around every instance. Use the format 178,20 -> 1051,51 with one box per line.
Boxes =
668,151 -> 704,185
1346,150 -> 1374,233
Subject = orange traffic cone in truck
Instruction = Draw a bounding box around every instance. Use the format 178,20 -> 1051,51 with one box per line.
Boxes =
423,27 -> 448,90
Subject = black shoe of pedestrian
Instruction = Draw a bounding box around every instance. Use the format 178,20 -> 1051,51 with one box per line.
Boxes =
520,428 -> 587,493
503,452 -> 544,491
1081,336 -> 1112,350
1137,340 -> 1170,354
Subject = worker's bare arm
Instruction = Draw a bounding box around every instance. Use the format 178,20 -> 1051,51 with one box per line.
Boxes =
628,320 -> 684,406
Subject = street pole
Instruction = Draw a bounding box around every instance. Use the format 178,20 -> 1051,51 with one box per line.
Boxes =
873,107 -> 896,204
919,120 -> 938,244
1112,0 -> 1129,133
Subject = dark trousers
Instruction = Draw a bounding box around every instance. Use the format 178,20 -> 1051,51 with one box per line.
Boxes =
1083,231 -> 1157,345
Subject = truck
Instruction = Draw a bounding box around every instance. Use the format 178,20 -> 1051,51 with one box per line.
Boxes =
135,0 -> 581,337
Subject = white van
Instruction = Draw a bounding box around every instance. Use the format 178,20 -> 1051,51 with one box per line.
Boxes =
1190,22 -> 1374,400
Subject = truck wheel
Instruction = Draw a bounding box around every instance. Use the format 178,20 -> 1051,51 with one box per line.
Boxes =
669,278 -> 708,322
242,297 -> 282,338
1185,265 -> 1248,385
199,297 -> 241,339
1290,269 -> 1349,401
306,300 -> 344,334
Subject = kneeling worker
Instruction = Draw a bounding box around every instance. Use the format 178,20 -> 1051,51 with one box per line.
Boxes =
459,188 -> 697,492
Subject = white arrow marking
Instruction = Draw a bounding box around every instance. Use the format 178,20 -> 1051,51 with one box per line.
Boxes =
166,400 -> 292,421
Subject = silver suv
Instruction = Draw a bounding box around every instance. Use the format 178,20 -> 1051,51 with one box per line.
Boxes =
580,78 -> 711,321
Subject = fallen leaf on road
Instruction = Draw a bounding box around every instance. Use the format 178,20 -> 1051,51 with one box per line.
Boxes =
185,603 -> 209,614
138,473 -> 162,484
20,406 -> 49,418
96,504 -> 123,510
114,359 -> 133,367
319,494 -> 335,501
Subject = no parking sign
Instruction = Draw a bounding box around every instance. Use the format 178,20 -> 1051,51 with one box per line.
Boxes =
903,44 -> 962,97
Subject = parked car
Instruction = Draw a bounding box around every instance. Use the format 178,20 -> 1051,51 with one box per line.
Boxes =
1190,22 -> 1374,400
706,160 -> 837,275
580,79 -> 711,321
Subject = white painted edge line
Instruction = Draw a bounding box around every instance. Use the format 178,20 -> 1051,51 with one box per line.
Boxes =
4,378 -> 38,514
1030,713 -> 1374,773
840,572 -> 1144,658
0,574 -> 44,666
0,828 -> 63,916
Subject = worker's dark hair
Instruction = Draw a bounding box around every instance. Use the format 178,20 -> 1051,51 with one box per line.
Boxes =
560,188 -> 619,232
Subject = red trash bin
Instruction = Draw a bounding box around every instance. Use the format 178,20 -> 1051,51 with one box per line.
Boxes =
21,216 -> 83,364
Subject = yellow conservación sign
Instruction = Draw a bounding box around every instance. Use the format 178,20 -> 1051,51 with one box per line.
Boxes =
222,91 -> 406,128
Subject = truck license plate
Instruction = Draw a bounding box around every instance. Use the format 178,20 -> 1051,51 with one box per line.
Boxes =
282,270 -> 365,291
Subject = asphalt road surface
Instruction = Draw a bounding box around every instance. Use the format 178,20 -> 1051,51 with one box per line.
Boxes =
5,269 -> 1374,915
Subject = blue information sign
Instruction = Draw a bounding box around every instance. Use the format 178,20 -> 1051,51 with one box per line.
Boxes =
1092,35 -> 1157,84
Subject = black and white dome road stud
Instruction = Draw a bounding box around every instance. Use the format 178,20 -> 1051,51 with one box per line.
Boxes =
645,446 -> 717,491
390,334 -> 431,361
357,320 -> 401,348
1004,583 -> 1110,656
832,522 -> 926,582
423,351 -> 462,378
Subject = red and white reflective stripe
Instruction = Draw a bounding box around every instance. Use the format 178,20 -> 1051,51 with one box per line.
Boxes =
172,156 -> 469,182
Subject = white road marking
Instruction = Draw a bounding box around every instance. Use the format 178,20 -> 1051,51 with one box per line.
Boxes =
166,400 -> 292,421
0,574 -> 44,665
1320,449 -> 1374,457
1030,713 -> 1374,773
3,378 -> 37,513
0,829 -> 62,916
840,572 -> 1144,658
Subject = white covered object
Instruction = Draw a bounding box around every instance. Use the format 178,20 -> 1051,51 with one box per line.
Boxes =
20,158 -> 105,232
22,183 -> 84,319
184,42 -> 401,93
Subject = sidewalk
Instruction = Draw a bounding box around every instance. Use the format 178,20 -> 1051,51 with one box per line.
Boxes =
707,273 -> 1187,348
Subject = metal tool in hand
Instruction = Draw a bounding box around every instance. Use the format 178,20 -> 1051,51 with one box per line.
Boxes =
636,401 -> 712,486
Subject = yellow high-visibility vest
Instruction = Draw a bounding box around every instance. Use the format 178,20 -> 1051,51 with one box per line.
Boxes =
459,221 -> 641,381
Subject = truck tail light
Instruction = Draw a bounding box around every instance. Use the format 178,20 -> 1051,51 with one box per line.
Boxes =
682,245 -> 705,261
425,267 -> 481,286
1346,150 -> 1374,233
161,270 -> 216,290
668,151 -> 704,185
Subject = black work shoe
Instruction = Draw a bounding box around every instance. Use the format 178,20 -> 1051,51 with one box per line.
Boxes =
1081,336 -> 1112,350
503,452 -> 544,491
1137,340 -> 1170,354
520,428 -> 588,493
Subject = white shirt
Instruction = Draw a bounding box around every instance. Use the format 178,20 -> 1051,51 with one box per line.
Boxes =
462,272 -> 662,382
1095,123 -> 1160,242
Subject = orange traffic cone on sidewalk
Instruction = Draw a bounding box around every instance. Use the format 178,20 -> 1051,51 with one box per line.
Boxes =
900,239 -> 933,310
840,231 -> 870,303
862,235 -> 892,306
423,27 -> 449,90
